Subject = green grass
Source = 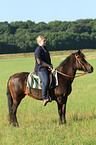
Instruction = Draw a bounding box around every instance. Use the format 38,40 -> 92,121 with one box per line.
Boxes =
0,50 -> 96,145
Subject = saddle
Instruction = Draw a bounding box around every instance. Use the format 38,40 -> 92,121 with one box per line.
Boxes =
27,70 -> 58,90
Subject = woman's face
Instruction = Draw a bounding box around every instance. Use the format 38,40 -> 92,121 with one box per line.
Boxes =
39,39 -> 46,47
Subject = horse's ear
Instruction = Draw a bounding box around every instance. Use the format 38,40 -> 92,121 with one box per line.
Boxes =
78,49 -> 81,55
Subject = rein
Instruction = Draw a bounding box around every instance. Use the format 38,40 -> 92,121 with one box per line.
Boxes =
53,54 -> 87,78
56,70 -> 86,78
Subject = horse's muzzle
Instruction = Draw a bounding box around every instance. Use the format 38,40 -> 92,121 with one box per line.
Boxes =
87,66 -> 94,73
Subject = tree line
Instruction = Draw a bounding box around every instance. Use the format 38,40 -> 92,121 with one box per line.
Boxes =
0,19 -> 96,54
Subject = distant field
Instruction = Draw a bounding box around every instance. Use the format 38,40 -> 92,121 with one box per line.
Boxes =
0,50 -> 96,145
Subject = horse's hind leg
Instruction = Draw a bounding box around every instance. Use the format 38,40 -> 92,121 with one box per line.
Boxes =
11,95 -> 25,126
11,99 -> 19,126
7,86 -> 20,126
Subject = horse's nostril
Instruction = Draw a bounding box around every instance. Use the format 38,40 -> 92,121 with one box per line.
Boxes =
87,66 -> 93,73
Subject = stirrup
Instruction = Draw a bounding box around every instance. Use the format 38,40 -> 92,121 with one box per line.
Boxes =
26,87 -> 30,94
48,96 -> 52,102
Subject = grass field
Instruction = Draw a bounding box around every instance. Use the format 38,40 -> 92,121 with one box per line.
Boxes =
0,50 -> 96,145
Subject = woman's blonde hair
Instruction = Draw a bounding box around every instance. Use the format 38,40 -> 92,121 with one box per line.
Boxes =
37,36 -> 45,44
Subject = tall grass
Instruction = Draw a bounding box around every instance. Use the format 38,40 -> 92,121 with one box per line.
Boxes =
0,50 -> 96,145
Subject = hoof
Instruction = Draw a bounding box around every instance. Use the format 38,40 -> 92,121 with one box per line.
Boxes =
59,121 -> 63,125
13,122 -> 19,127
10,121 -> 19,127
64,120 -> 66,124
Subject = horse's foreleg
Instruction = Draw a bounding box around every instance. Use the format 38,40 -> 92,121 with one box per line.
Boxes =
62,96 -> 67,124
57,103 -> 62,125
62,104 -> 66,124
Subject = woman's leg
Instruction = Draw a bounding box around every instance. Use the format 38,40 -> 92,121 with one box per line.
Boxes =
38,70 -> 49,101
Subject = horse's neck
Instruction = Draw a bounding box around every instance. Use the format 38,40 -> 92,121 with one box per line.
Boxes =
58,56 -> 76,77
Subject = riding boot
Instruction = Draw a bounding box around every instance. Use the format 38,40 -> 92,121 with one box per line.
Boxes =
43,99 -> 49,106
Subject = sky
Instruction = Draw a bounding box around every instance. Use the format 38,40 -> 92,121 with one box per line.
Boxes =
0,0 -> 96,23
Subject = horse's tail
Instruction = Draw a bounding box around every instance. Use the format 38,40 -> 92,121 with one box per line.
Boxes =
6,77 -> 13,120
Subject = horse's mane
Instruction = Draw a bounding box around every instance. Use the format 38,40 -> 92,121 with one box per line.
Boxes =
56,54 -> 73,70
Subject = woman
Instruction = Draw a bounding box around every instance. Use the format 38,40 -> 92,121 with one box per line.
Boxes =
34,36 -> 53,106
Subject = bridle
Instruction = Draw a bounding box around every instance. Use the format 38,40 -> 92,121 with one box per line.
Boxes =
75,54 -> 86,71
54,54 -> 87,78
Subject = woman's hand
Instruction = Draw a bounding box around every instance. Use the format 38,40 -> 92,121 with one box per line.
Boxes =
48,66 -> 53,71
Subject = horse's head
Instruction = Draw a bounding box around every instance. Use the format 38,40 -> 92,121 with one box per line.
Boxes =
74,50 -> 93,73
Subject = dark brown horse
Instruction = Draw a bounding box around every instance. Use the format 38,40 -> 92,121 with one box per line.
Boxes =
7,50 -> 93,126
